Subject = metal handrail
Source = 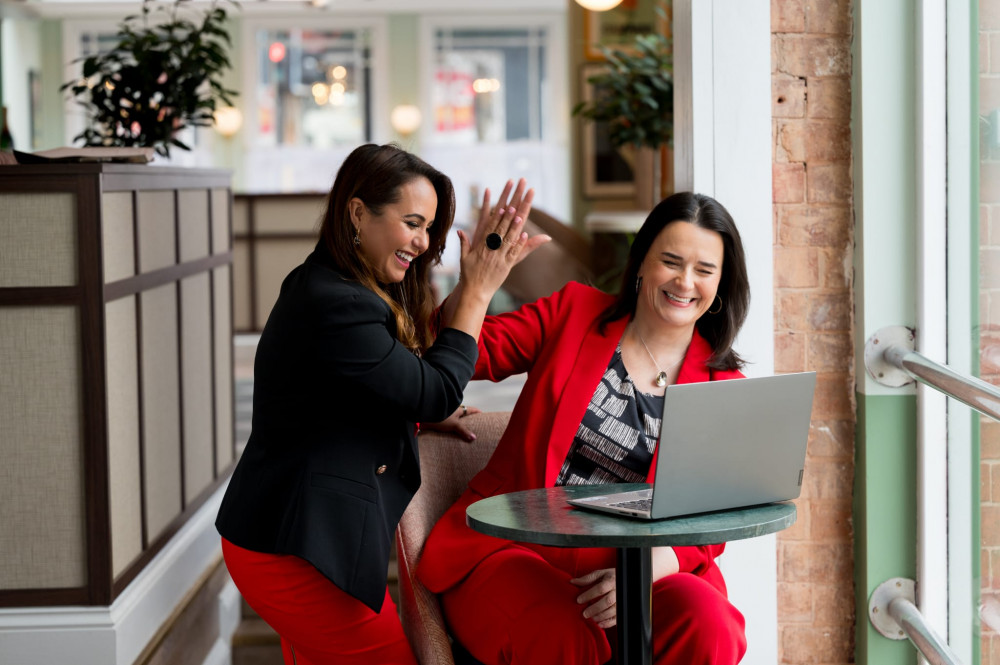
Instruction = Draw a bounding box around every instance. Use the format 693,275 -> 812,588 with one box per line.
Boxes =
882,344 -> 1000,422
869,578 -> 963,665
888,594 -> 962,665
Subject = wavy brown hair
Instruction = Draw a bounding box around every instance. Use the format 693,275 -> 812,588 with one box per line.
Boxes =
598,191 -> 750,371
317,144 -> 456,352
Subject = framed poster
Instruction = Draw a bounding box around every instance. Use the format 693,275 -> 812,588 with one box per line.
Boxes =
579,64 -> 635,199
583,0 -> 671,61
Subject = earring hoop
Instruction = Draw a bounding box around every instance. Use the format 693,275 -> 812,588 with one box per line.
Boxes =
708,294 -> 723,315
635,276 -> 643,294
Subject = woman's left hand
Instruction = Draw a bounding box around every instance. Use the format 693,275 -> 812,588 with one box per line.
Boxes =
570,568 -> 618,629
420,404 -> 482,442
570,546 -> 679,629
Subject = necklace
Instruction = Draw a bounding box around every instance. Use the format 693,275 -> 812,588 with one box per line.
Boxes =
633,326 -> 685,388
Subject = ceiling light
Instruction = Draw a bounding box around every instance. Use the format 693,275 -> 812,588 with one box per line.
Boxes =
213,106 -> 243,138
390,105 -> 422,136
574,0 -> 624,10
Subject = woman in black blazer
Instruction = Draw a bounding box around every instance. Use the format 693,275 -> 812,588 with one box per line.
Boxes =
216,143 -> 547,664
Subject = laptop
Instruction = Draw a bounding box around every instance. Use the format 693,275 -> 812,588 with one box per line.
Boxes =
567,371 -> 816,520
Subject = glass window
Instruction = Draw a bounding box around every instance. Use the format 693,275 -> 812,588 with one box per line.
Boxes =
430,27 -> 547,144
254,27 -> 372,148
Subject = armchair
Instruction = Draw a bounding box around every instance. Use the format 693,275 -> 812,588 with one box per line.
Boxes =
395,411 -> 511,665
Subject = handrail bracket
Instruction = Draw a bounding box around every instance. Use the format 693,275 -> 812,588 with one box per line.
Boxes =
868,577 -> 963,665
864,325 -> 916,388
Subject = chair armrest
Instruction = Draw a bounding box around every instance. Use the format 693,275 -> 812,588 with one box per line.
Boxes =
396,531 -> 455,665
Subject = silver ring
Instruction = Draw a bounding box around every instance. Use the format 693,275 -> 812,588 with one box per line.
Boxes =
461,405 -> 468,416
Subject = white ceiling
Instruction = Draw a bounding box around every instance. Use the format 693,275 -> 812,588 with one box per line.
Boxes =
7,0 -> 567,19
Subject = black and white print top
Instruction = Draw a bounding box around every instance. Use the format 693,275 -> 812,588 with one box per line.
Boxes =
555,345 -> 665,486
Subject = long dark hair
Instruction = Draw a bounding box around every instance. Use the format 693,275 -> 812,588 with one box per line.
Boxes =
598,192 -> 750,370
317,143 -> 456,352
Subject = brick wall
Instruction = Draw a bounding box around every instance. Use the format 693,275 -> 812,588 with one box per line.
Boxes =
771,1 -> 856,663
981,1 -> 1000,661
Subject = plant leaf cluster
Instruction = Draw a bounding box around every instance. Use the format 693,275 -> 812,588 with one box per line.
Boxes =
572,29 -> 673,150
62,0 -> 238,157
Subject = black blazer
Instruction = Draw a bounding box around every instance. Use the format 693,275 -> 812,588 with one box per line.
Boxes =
216,245 -> 477,612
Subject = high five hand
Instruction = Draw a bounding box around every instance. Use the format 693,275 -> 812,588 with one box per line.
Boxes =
456,179 -> 550,294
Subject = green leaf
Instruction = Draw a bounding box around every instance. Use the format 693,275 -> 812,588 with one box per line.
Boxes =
62,0 -> 238,151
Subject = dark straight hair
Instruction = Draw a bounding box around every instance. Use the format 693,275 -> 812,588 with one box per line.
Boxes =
317,143 -> 456,352
598,191 -> 750,371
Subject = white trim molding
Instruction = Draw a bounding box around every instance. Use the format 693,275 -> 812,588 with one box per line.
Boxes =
673,2 -> 774,663
0,483 -> 235,665
945,0 -> 975,660
915,0 -> 950,651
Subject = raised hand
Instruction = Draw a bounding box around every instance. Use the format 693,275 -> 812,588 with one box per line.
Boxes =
456,178 -> 548,298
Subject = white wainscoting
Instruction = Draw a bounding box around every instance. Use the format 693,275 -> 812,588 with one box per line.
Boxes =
0,483 -> 238,665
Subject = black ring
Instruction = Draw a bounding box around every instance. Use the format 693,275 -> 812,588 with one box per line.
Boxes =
486,232 -> 503,250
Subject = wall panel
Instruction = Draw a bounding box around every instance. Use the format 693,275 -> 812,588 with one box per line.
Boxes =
254,199 -> 324,234
137,191 -> 177,273
105,297 -> 142,577
140,284 -> 182,541
211,189 -> 230,255
181,274 -> 214,504
0,193 -> 76,287
178,191 -> 210,263
214,266 -> 234,474
255,241 -> 316,328
102,192 -> 135,283
0,307 -> 86,588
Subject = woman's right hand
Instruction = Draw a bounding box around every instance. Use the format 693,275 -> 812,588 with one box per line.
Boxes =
442,179 -> 550,340
456,179 -> 548,299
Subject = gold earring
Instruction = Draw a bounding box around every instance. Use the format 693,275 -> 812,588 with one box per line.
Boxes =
708,295 -> 723,315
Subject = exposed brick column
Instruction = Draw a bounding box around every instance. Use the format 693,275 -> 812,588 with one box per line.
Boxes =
981,1 -> 1000,660
771,1 -> 856,663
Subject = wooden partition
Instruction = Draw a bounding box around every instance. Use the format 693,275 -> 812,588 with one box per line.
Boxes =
0,164 -> 234,607
232,192 -> 325,332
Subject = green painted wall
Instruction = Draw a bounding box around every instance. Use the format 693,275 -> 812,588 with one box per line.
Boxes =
853,395 -> 917,663
852,1 -> 921,663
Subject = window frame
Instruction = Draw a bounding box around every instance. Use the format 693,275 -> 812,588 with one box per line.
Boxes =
417,12 -> 568,148
241,14 -> 391,150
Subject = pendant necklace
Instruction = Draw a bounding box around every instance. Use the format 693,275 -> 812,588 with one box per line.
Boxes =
633,326 -> 685,388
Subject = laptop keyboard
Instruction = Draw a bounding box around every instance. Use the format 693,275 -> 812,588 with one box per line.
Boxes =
609,498 -> 652,511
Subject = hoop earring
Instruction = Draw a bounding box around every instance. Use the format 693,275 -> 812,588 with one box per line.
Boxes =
708,294 -> 723,315
635,276 -> 643,294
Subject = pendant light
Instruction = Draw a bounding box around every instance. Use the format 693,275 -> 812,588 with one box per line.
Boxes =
574,0 -> 624,10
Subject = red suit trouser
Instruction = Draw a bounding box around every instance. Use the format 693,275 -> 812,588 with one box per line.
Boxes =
222,538 -> 418,665
440,543 -> 746,665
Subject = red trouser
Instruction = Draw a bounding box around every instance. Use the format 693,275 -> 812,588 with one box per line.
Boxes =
221,538 -> 418,665
441,544 -> 747,665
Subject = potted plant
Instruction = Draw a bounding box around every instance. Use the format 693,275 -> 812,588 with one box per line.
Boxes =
62,0 -> 238,158
572,16 -> 673,210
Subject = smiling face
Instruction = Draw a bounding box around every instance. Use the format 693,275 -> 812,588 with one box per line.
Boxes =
351,176 -> 438,283
636,220 -> 725,333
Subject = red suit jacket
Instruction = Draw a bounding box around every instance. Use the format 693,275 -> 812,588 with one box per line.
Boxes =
417,281 -> 744,595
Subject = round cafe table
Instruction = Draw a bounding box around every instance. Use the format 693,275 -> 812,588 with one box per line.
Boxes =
467,483 -> 797,665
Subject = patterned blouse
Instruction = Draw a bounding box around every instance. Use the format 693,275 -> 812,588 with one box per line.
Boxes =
555,345 -> 664,486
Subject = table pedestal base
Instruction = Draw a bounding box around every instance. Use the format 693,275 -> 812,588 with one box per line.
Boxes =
616,547 -> 652,665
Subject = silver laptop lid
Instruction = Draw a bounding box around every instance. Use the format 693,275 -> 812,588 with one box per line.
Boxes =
649,371 -> 816,519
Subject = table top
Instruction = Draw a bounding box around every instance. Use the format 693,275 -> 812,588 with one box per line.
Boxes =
466,484 -> 797,548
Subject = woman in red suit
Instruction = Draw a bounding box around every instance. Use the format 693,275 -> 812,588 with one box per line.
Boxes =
418,191 -> 752,664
